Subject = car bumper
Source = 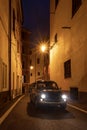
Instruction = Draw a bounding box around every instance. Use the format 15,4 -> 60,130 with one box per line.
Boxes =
37,100 -> 67,107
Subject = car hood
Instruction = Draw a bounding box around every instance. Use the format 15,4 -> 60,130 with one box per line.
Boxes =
38,89 -> 62,100
42,89 -> 60,92
38,89 -> 62,96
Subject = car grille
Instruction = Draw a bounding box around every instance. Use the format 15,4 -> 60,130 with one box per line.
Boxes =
45,91 -> 61,102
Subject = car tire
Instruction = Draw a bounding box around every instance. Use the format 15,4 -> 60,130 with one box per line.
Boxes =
34,99 -> 39,108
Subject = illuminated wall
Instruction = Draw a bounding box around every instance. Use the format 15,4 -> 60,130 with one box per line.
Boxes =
0,0 -> 23,101
11,0 -> 23,98
50,0 -> 87,92
22,28 -> 30,93
0,0 -> 9,93
30,48 -> 45,83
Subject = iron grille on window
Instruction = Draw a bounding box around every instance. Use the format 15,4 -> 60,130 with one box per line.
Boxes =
64,59 -> 71,78
55,33 -> 57,43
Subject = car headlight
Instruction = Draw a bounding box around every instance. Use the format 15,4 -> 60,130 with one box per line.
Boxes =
62,94 -> 67,101
41,94 -> 46,99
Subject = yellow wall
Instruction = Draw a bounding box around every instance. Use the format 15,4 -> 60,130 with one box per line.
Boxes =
50,0 -> 87,92
0,0 -> 9,92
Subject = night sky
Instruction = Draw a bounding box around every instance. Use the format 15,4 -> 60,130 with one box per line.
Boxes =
22,0 -> 50,47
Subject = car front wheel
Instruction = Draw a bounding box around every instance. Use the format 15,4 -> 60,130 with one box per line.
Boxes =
34,98 -> 39,108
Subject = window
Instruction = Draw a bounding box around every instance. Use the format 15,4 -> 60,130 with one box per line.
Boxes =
72,0 -> 82,17
17,42 -> 20,53
37,58 -> 40,64
17,75 -> 19,89
30,73 -> 32,76
22,75 -> 24,83
2,62 -> 7,88
13,72 -> 15,90
64,59 -> 71,78
54,33 -> 57,43
55,0 -> 59,9
22,61 -> 24,69
24,75 -> 26,82
30,59 -> 32,65
13,9 -> 16,33
38,72 -> 40,76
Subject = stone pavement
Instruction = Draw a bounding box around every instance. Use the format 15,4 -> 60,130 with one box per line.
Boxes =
0,95 -> 24,117
68,97 -> 87,113
0,94 -> 87,124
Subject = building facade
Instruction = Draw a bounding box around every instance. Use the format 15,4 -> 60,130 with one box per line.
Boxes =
11,0 -> 23,99
0,0 -> 9,104
50,0 -> 87,97
30,47 -> 49,84
22,28 -> 30,93
0,0 -> 23,106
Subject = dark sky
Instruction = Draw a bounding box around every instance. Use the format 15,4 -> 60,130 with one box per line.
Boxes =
22,0 -> 50,47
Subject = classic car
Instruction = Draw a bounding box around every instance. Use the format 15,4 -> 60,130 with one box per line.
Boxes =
30,80 -> 67,109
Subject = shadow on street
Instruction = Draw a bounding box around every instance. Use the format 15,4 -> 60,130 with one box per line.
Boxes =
27,102 -> 74,120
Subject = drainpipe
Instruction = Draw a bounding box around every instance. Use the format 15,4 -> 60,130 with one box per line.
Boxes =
8,0 -> 11,100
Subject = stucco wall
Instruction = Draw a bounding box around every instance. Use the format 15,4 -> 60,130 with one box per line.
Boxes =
0,0 -> 9,92
50,0 -> 87,92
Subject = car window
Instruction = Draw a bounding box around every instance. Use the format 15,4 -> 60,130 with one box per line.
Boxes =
36,81 -> 59,90
46,82 -> 58,90
37,83 -> 46,90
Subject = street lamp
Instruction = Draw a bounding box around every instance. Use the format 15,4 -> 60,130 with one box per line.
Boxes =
30,66 -> 34,70
40,44 -> 48,80
40,44 -> 47,53
30,43 -> 49,83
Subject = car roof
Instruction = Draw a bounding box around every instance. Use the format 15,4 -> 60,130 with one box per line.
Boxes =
36,80 -> 57,84
30,80 -> 57,85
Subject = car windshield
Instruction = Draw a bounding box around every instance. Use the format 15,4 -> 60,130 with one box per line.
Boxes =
37,81 -> 59,90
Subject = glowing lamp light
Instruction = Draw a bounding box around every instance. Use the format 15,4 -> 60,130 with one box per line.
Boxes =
40,44 -> 47,52
30,66 -> 34,70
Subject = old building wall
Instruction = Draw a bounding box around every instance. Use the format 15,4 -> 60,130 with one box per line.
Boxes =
29,48 -> 44,83
0,0 -> 9,93
11,0 -> 23,98
0,0 -> 23,104
50,0 -> 87,93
